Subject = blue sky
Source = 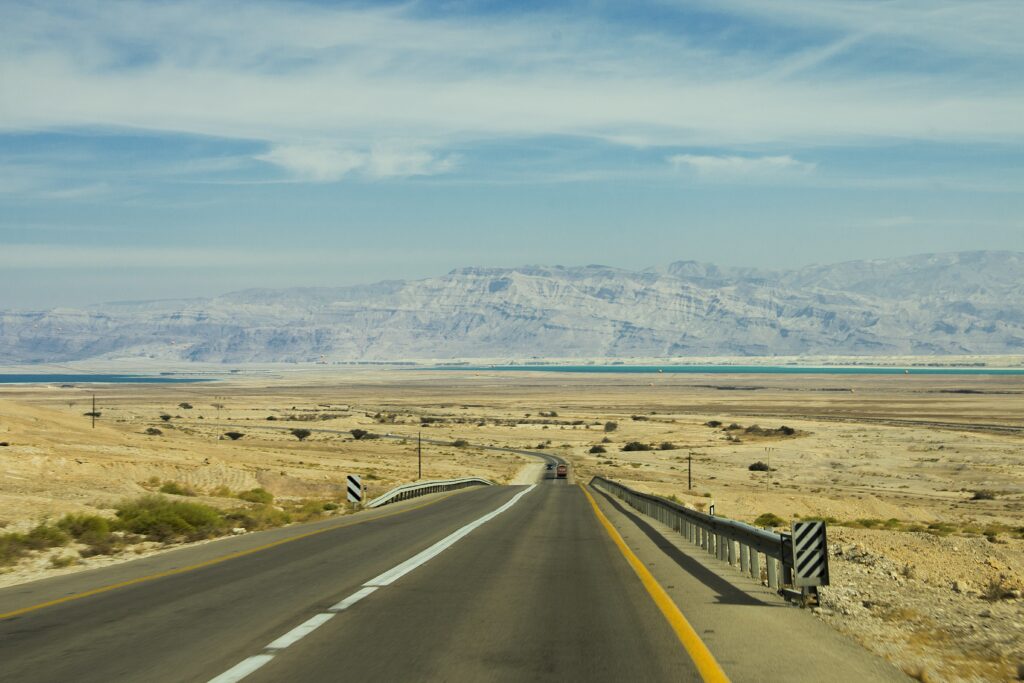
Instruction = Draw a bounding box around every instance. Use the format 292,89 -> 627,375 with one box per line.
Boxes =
1,0 -> 1023,307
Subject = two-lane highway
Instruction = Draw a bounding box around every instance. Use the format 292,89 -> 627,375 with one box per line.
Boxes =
0,474 -> 706,682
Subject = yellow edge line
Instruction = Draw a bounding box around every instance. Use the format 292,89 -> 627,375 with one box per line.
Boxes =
581,485 -> 731,683
0,492 -> 459,621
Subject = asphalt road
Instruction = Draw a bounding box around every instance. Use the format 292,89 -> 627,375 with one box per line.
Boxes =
0,478 -> 701,682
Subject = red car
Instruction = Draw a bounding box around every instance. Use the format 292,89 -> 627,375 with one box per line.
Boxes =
556,464 -> 568,479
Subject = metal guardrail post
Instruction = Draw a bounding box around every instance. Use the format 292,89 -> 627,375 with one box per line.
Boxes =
728,539 -> 737,567
767,558 -> 779,589
749,549 -> 760,581
740,544 -> 749,573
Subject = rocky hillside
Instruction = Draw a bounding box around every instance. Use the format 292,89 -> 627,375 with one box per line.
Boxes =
2,251 -> 1022,362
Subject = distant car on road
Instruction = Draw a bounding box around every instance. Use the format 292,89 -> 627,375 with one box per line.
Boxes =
556,464 -> 568,479
545,463 -> 554,470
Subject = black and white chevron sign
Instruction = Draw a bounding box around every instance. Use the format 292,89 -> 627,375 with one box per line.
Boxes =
791,521 -> 830,587
346,475 -> 362,504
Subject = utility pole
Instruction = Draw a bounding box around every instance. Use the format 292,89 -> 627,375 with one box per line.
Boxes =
92,394 -> 96,429
418,431 -> 422,480
765,447 -> 773,491
687,451 -> 692,490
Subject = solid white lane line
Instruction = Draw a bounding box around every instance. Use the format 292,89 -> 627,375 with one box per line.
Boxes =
207,485 -> 536,683
207,655 -> 275,683
265,612 -> 336,651
329,586 -> 377,611
364,484 -> 536,587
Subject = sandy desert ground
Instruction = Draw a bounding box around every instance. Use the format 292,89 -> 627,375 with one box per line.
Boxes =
0,367 -> 1021,681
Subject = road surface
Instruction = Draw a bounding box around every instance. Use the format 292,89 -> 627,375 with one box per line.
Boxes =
0,467 -> 905,682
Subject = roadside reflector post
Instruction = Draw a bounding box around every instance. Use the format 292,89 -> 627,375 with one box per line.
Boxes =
347,474 -> 363,507
791,521 -> 830,589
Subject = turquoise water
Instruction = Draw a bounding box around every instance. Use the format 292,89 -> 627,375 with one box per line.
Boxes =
0,374 -> 213,384
432,365 -> 1024,376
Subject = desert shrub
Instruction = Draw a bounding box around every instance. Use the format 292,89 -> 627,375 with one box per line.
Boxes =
224,432 -> 244,440
159,414 -> 172,422
658,442 -> 676,450
226,505 -> 291,531
971,490 -> 997,500
57,513 -> 111,541
539,411 -> 558,417
725,423 -> 742,431
748,461 -> 770,471
266,415 -> 277,421
589,445 -> 607,454
159,481 -> 196,496
115,495 -> 227,542
238,488 -> 274,505
0,442 -> 8,446
350,429 -> 369,440
536,443 -> 547,449
0,534 -> 29,566
83,411 -> 101,418
982,576 -> 1012,602
631,415 -> 649,421
24,523 -> 70,550
290,428 -> 312,441
452,439 -> 470,447
51,554 -> 77,568
292,500 -> 331,521
704,420 -> 722,428
209,485 -> 233,498
779,425 -> 796,435
145,427 -> 162,436
603,421 -> 618,432
754,512 -> 786,527
323,502 -> 340,511
601,436 -> 612,443
178,402 -> 193,409
622,441 -> 652,452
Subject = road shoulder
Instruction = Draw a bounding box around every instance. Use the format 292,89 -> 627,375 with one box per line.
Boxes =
588,484 -> 909,683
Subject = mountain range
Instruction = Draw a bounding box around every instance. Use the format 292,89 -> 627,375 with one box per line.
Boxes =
2,251 -> 1022,363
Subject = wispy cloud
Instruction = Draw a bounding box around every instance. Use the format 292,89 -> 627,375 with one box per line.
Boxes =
2,0 -> 1023,159
668,154 -> 816,179
256,145 -> 365,182
255,143 -> 457,181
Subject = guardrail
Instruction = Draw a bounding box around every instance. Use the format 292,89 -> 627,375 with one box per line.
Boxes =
367,477 -> 494,508
591,476 -> 806,591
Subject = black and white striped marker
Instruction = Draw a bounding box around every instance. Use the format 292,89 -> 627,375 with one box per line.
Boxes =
346,475 -> 362,504
791,521 -> 830,587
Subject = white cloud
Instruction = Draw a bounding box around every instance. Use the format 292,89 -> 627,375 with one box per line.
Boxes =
668,154 -> 816,178
0,0 -> 1022,180
256,143 -> 457,181
256,145 -> 365,182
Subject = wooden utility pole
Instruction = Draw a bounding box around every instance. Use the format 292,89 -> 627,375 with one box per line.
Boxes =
687,451 -> 692,490
92,394 -> 96,429
418,431 -> 422,480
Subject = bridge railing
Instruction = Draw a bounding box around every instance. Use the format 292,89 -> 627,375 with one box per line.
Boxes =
367,477 -> 494,508
590,476 -> 798,590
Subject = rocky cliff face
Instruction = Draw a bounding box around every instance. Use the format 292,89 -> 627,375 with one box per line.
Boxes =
2,251 -> 1022,362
